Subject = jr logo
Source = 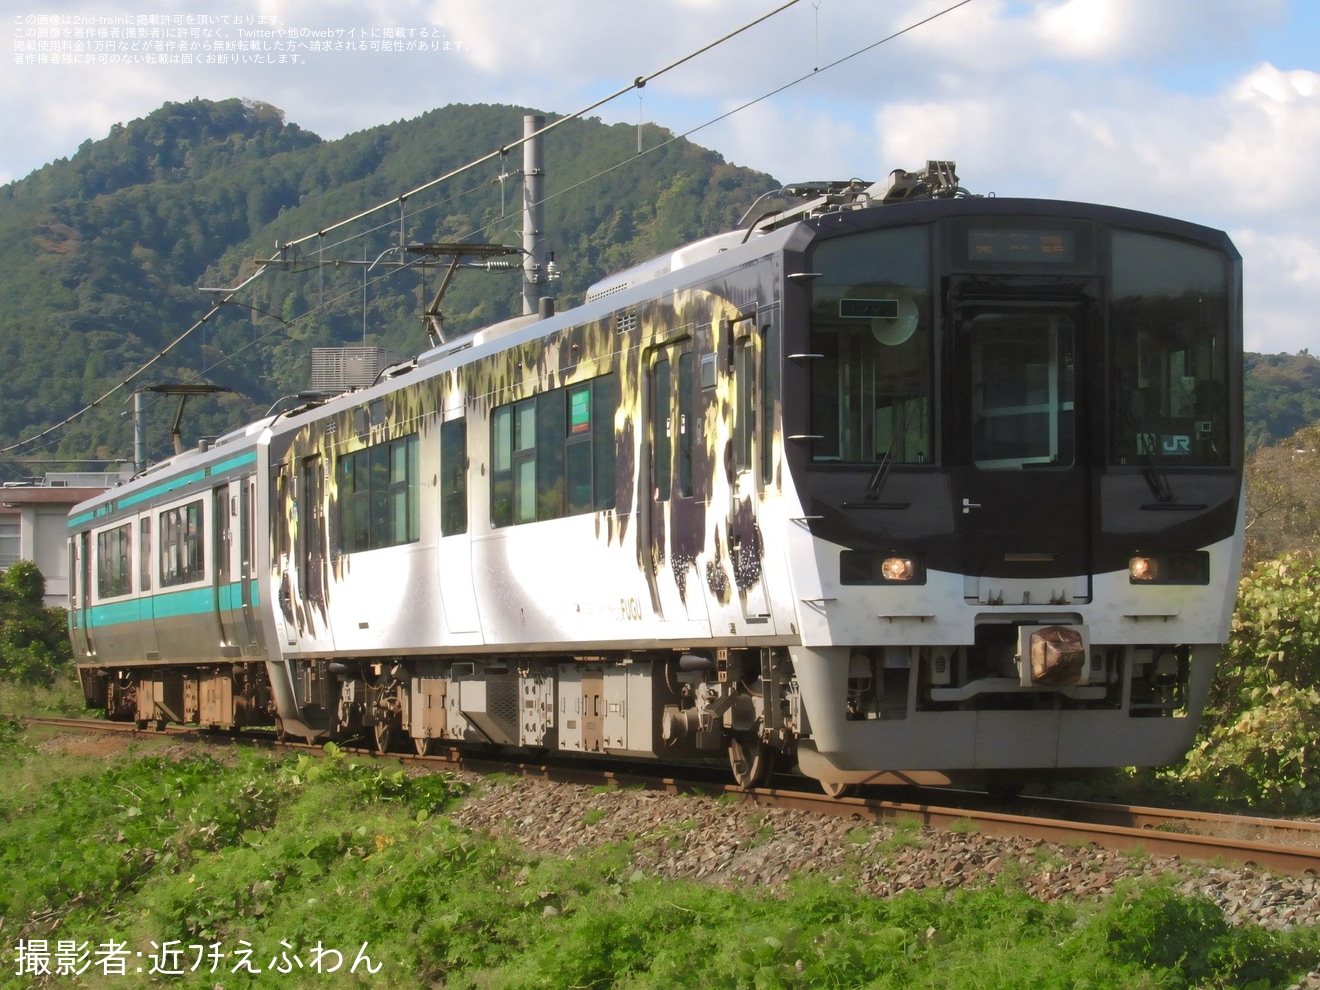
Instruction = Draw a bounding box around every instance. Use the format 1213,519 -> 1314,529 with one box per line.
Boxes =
1136,434 -> 1191,456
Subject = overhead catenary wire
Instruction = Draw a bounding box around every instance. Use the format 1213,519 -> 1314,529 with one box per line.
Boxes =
1,0 -> 806,458
3,0 -> 978,458
275,0 -> 805,255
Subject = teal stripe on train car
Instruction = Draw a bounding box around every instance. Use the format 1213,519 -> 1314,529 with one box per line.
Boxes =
68,450 -> 258,528
87,580 -> 261,627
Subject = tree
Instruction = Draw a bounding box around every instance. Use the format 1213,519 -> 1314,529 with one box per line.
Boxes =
1242,422 -> 1320,566
0,561 -> 73,685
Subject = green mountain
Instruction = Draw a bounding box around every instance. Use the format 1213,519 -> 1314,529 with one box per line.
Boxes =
0,98 -> 777,464
0,97 -> 1312,467
1244,351 -> 1320,451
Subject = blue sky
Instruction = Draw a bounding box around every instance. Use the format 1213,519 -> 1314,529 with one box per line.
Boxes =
3,0 -> 1317,353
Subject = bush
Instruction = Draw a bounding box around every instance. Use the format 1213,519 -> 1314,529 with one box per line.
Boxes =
1177,552 -> 1320,809
0,561 -> 72,686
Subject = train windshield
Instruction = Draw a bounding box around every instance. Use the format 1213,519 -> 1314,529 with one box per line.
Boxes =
965,308 -> 1076,469
808,226 -> 933,464
1109,230 -> 1231,466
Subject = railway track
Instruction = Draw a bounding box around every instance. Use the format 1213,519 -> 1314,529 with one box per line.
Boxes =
22,716 -> 1320,877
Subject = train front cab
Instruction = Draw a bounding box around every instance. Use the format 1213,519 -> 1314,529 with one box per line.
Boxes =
778,200 -> 1243,787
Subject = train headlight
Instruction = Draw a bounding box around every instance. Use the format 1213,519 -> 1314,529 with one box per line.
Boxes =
881,557 -> 916,582
1128,552 -> 1209,585
1129,556 -> 1158,582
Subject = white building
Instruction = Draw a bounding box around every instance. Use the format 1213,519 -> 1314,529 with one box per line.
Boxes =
0,470 -> 127,608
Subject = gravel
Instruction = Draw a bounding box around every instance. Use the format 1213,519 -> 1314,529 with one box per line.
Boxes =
447,774 -> 1320,986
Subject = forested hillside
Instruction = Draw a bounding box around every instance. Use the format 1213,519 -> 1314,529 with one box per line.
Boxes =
0,97 -> 1312,467
0,98 -> 777,464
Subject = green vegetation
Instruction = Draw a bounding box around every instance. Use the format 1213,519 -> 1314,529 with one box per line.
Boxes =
1176,550 -> 1320,811
1244,351 -> 1320,452
1243,422 -> 1320,563
1,728 -> 1316,989
0,96 -> 1309,469
0,99 -> 777,465
0,562 -> 72,686
1163,419 -> 1320,812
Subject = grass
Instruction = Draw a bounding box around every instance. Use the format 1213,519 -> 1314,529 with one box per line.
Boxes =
0,669 -> 89,718
2,683 -> 1319,988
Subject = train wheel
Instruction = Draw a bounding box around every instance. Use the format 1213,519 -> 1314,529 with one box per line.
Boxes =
820,781 -> 856,799
414,736 -> 435,757
373,720 -> 397,754
727,734 -> 773,790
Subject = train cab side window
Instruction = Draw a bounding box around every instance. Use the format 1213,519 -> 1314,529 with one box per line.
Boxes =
96,523 -> 132,598
440,418 -> 468,536
677,352 -> 694,498
1109,231 -> 1231,467
761,322 -> 778,484
734,331 -> 755,474
808,226 -> 932,465
159,500 -> 204,587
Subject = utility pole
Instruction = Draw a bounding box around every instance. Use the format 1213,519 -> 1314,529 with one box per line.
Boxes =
522,114 -> 545,316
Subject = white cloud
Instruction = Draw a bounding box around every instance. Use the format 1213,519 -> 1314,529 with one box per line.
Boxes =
2,0 -> 1316,353
1236,228 -> 1320,354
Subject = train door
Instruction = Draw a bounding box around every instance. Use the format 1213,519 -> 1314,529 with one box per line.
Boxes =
730,317 -> 771,622
236,478 -> 259,650
948,279 -> 1095,601
438,415 -> 480,635
298,455 -> 331,637
213,485 -> 240,651
643,339 -> 703,621
70,532 -> 95,657
138,513 -> 159,659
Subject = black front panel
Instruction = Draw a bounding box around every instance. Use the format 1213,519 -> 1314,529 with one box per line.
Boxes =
948,278 -> 1096,585
784,199 -> 1242,581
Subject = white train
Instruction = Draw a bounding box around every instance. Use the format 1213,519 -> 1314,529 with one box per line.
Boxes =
70,163 -> 1245,793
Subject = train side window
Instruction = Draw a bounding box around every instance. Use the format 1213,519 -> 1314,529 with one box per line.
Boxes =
566,385 -> 593,514
592,375 -> 618,511
440,417 -> 468,536
337,434 -> 419,552
513,399 -> 538,524
159,500 -> 204,587
567,375 -> 620,513
537,389 -> 566,520
492,374 -> 618,528
491,406 -> 514,528
95,523 -> 132,598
